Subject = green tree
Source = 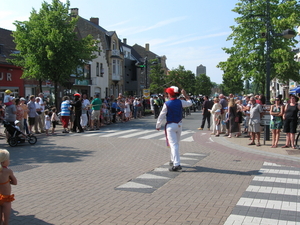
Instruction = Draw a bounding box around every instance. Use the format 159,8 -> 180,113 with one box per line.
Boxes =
217,0 -> 300,94
10,0 -> 98,108
149,59 -> 166,94
167,66 -> 196,94
194,74 -> 213,96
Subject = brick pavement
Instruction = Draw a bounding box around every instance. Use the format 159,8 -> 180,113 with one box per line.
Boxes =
1,111 -> 300,224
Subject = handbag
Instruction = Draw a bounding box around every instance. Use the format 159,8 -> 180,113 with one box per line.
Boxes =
234,116 -> 239,123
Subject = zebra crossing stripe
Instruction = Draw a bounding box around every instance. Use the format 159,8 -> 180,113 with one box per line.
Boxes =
253,176 -> 300,184
158,130 -> 192,140
117,182 -> 153,189
225,215 -> 295,225
115,152 -> 208,193
180,136 -> 193,142
224,162 -> 300,225
71,129 -> 194,141
136,174 -> 170,180
119,129 -> 155,138
245,185 -> 300,196
258,168 -> 300,175
100,129 -> 139,137
138,131 -> 164,139
236,197 -> 299,211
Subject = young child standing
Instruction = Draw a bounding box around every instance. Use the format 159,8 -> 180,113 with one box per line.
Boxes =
0,149 -> 17,225
50,107 -> 60,135
44,110 -> 51,136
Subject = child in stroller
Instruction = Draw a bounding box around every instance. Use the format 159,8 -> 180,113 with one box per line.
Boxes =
3,120 -> 37,147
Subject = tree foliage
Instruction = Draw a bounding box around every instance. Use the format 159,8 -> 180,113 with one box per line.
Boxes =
217,0 -> 300,94
149,59 -> 166,94
166,65 -> 196,95
10,0 -> 98,107
194,74 -> 213,96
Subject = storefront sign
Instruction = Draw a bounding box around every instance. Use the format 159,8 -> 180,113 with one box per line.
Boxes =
0,72 -> 12,81
143,89 -> 150,99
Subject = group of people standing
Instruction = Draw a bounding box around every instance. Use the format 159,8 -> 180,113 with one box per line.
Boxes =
59,93 -> 150,134
199,93 -> 300,149
0,91 -> 60,137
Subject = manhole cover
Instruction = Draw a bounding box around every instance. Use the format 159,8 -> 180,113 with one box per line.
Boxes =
286,150 -> 300,155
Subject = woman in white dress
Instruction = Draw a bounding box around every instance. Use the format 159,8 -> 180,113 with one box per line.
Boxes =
124,98 -> 131,122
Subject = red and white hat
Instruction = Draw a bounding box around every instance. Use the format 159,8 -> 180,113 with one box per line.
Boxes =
74,93 -> 81,97
165,86 -> 179,96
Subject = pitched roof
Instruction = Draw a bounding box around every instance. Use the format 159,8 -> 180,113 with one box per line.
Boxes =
0,28 -> 15,65
132,44 -> 158,60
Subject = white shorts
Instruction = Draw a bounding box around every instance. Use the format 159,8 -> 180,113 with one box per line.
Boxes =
91,110 -> 100,120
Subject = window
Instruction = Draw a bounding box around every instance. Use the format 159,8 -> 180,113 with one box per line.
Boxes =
100,63 -> 104,77
98,47 -> 101,56
96,62 -> 100,77
112,60 -> 116,75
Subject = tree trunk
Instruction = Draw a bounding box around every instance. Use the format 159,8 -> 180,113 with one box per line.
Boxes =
39,79 -> 43,93
54,81 -> 59,110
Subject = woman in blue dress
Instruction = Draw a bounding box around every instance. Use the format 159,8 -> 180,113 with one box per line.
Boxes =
269,97 -> 284,148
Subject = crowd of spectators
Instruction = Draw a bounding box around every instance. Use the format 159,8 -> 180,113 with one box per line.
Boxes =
2,89 -> 298,149
202,93 -> 300,149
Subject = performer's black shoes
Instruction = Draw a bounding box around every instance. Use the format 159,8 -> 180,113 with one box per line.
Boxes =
169,165 -> 182,172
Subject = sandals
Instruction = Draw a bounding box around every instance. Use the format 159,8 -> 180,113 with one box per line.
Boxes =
256,143 -> 261,147
248,142 -> 255,145
281,145 -> 289,148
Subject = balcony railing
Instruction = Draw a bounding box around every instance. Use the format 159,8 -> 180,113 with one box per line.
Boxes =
112,74 -> 121,81
111,49 -> 120,57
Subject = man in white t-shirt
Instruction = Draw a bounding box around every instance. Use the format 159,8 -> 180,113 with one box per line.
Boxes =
81,94 -> 90,129
34,97 -> 44,134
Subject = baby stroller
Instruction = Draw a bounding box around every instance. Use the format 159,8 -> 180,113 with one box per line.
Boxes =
3,120 -> 37,147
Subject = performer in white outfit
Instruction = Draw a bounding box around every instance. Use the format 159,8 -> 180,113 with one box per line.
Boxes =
156,86 -> 192,171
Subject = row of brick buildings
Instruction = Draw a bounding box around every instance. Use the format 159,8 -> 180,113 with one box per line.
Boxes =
0,8 -> 168,102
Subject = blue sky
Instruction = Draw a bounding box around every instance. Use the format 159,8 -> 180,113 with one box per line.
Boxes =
0,0 -> 239,84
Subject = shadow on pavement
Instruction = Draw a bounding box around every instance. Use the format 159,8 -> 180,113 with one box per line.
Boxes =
1,138 -> 94,167
185,166 -> 262,176
11,209 -> 54,225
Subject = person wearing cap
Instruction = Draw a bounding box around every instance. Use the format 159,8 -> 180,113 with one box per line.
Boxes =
156,86 -> 192,172
89,93 -> 102,130
4,98 -> 16,126
4,90 -> 13,107
70,93 -> 84,133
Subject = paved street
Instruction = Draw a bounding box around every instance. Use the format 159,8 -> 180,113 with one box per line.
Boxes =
1,110 -> 300,225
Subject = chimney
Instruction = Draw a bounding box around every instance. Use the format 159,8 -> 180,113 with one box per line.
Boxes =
70,8 -> 79,17
90,17 -> 99,26
123,38 -> 127,45
145,43 -> 149,51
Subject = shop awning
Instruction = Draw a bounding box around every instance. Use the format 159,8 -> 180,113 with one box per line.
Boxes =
289,86 -> 300,94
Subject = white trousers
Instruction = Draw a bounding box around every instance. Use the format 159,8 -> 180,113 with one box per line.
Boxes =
80,114 -> 88,127
166,122 -> 182,166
